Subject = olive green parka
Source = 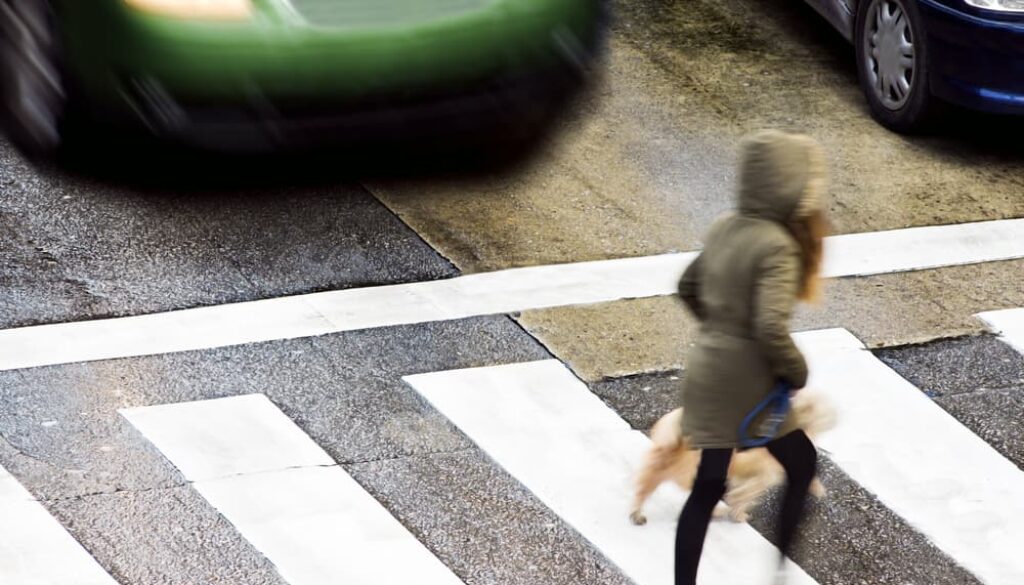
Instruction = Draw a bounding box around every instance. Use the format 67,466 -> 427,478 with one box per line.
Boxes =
678,130 -> 823,449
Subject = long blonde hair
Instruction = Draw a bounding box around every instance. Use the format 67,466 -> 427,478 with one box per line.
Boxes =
788,145 -> 828,303
787,208 -> 828,302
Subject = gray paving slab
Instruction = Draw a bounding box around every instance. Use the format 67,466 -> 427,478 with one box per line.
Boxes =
934,388 -> 1024,470
348,449 -> 632,585
749,458 -> 982,585
0,386 -> 180,501
875,335 -> 1024,468
589,370 -> 682,431
48,485 -> 289,585
875,335 -> 1024,397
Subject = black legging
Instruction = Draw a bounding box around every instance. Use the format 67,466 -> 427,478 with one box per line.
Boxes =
674,429 -> 817,585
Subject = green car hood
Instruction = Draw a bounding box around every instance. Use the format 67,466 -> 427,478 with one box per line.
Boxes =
57,0 -> 603,102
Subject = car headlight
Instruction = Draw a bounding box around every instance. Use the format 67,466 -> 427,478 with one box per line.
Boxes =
123,0 -> 253,20
964,0 -> 1024,12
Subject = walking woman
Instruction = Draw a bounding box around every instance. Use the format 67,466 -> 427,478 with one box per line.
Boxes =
675,129 -> 828,584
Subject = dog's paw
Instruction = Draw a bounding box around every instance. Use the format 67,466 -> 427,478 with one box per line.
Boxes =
629,511 -> 648,526
809,478 -> 827,499
728,510 -> 750,523
712,505 -> 730,520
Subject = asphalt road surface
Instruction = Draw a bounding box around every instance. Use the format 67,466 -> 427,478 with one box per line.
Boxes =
1,1 -> 1023,585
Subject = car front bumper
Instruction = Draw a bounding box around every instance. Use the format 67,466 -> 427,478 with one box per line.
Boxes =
119,67 -> 582,152
920,0 -> 1024,114
56,0 -> 604,148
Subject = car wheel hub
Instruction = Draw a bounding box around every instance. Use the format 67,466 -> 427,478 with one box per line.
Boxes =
864,0 -> 915,110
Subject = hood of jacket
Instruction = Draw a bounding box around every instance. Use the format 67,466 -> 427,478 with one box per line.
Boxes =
736,130 -> 824,223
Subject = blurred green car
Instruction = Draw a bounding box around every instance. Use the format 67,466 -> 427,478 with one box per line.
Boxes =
0,0 -> 605,156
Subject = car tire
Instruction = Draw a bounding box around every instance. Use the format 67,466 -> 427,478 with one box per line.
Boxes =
854,0 -> 935,132
0,0 -> 70,159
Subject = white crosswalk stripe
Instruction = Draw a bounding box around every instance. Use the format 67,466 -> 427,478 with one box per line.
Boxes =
797,329 -> 1024,585
406,359 -> 820,585
0,465 -> 118,585
978,308 -> 1024,356
120,394 -> 465,585
1,217 -> 1023,373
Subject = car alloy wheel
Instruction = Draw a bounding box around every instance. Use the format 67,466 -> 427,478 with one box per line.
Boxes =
854,0 -> 935,132
863,0 -> 916,110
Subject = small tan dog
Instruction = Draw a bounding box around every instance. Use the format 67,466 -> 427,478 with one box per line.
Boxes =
629,390 -> 836,526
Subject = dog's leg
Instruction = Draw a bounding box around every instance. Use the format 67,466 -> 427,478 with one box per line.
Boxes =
711,501 -> 733,520
726,498 -> 754,523
629,480 -> 657,526
722,476 -> 771,523
630,449 -> 672,526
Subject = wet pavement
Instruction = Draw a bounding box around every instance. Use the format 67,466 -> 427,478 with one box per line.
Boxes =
1,0 -> 1022,584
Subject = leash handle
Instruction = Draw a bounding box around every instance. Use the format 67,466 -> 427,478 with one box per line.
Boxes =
738,381 -> 793,448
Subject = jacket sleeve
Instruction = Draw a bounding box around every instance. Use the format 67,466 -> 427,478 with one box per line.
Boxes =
752,243 -> 808,389
677,252 -> 706,321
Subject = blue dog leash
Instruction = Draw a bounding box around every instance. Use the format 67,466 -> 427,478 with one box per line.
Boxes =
738,381 -> 792,449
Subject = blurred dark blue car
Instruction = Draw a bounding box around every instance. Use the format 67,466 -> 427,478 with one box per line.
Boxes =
805,0 -> 1024,131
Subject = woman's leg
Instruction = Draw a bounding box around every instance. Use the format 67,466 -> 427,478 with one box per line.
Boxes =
766,429 -> 818,557
675,448 -> 732,585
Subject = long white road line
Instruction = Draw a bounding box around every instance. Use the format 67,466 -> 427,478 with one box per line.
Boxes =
120,394 -> 464,585
820,217 -> 1024,278
3,217 -> 1024,372
796,329 -> 1024,585
0,465 -> 118,585
406,360 -> 820,585
976,308 -> 1024,356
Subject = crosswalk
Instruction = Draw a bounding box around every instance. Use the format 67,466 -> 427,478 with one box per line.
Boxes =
0,313 -> 1019,585
0,228 -> 1023,585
